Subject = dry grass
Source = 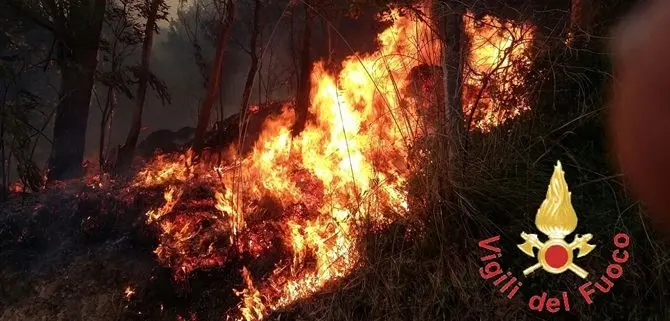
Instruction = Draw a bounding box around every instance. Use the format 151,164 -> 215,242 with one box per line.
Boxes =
270,103 -> 670,321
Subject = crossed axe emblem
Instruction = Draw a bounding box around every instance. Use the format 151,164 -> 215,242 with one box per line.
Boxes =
518,232 -> 596,279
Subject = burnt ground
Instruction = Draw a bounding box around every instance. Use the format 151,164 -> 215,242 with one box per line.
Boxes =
0,182 -> 167,319
0,184 -> 152,320
0,175 -> 396,321
0,103 -> 310,321
0,182 -> 258,321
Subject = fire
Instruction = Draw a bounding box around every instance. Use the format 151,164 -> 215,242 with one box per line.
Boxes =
234,267 -> 265,320
124,285 -> 136,300
463,12 -> 535,130
131,8 -> 534,321
9,182 -> 24,193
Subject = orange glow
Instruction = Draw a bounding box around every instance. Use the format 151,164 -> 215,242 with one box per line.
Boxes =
124,285 -> 136,300
9,182 -> 24,193
463,12 -> 535,130
131,8 -> 534,321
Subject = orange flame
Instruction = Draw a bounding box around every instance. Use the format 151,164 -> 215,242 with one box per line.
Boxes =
132,8 -> 534,321
124,285 -> 136,300
464,13 -> 535,130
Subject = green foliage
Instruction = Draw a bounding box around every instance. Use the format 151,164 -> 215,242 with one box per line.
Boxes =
98,0 -> 172,104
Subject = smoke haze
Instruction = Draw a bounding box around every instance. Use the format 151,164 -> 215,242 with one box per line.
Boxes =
5,0 -> 385,180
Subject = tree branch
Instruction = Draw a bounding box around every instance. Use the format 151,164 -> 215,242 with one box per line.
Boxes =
5,0 -> 56,33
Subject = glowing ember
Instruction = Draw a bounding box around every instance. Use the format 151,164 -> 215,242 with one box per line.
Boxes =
9,182 -> 24,193
131,8 -> 534,321
124,285 -> 136,300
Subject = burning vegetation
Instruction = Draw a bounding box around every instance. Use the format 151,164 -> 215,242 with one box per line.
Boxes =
9,1 -> 664,321
128,8 -> 534,320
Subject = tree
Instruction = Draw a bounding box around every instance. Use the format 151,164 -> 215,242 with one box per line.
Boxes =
291,2 -> 314,136
237,0 -> 261,145
115,0 -> 169,173
0,16 -> 52,192
239,0 -> 261,112
0,75 -> 45,195
192,0 -> 237,154
7,0 -> 108,182
436,0 -> 466,197
95,0 -> 143,172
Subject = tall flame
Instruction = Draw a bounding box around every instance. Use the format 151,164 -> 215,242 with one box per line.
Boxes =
535,161 -> 578,239
130,7 -> 535,321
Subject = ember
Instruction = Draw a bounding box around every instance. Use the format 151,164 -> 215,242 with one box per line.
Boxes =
124,285 -> 136,300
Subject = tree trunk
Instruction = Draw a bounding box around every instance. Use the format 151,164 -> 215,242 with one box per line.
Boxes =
0,119 -> 6,200
440,2 -> 466,197
99,86 -> 117,171
46,0 -> 107,182
238,0 -> 261,146
192,0 -> 236,154
240,0 -> 261,113
115,0 -> 162,173
291,4 -> 314,136
98,87 -> 112,170
289,9 -> 298,94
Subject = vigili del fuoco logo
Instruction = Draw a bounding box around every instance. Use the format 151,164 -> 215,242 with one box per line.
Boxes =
477,161 -> 631,313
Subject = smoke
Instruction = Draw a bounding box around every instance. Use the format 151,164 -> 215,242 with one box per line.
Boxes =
86,0 -> 383,162
85,0 -> 298,162
3,0 -> 386,181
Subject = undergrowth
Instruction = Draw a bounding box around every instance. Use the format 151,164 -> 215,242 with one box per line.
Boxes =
271,43 -> 670,321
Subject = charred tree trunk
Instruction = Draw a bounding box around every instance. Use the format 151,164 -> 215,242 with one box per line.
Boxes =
439,2 -> 466,197
192,0 -> 236,154
291,4 -> 314,136
47,0 -> 107,182
238,0 -> 261,146
115,0 -> 163,173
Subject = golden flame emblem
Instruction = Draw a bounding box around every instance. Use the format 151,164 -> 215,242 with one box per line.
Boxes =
517,161 -> 596,278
